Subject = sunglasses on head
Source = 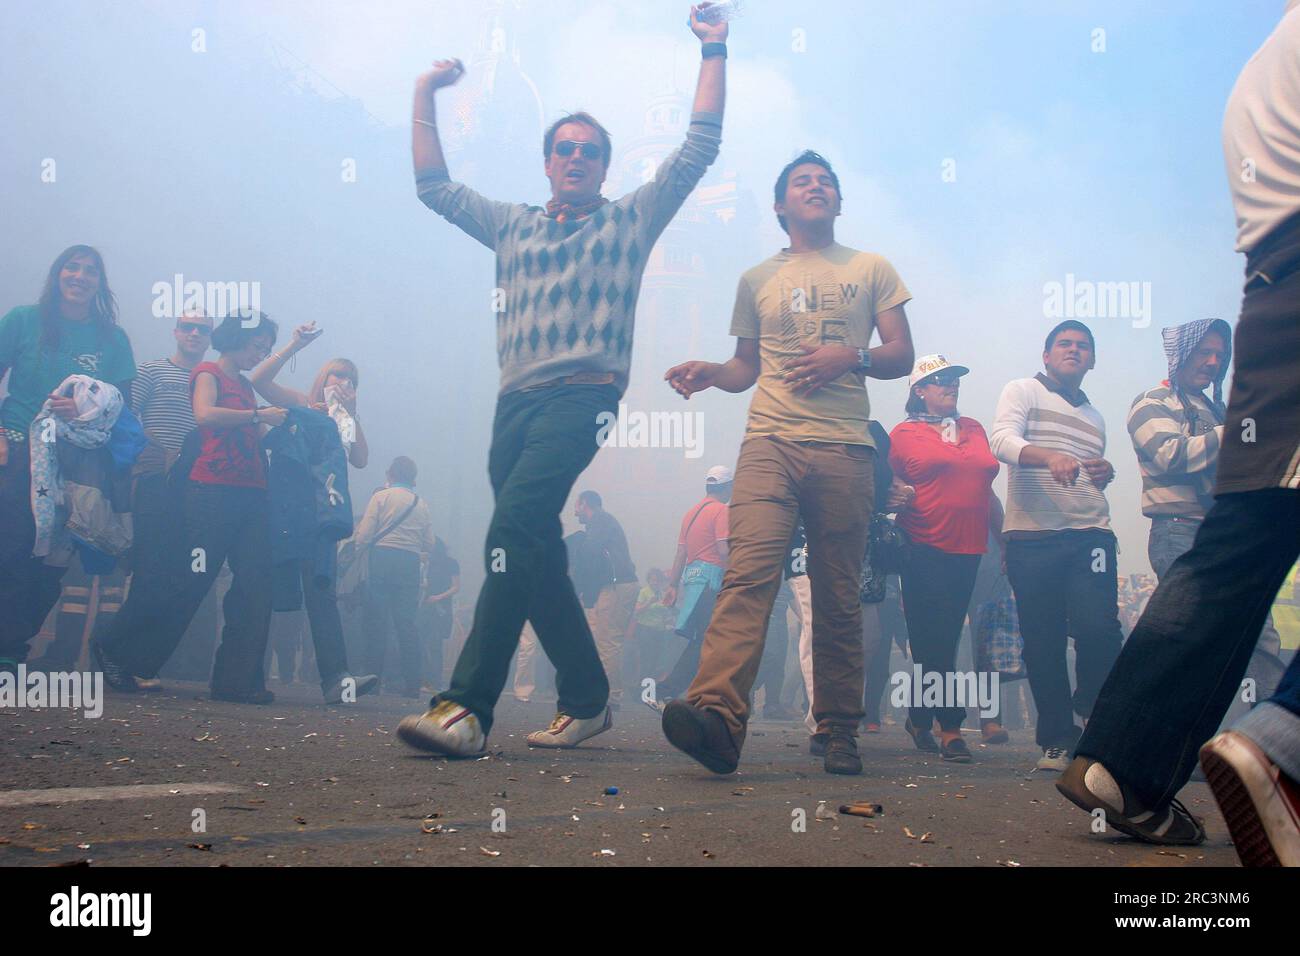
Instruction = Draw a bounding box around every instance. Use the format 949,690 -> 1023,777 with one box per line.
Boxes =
177,322 -> 211,335
554,140 -> 602,161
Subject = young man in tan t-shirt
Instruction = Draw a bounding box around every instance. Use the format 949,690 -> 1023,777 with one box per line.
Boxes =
661,150 -> 914,775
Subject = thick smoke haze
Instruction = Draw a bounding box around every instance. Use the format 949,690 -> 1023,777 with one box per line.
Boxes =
1,0 -> 1278,592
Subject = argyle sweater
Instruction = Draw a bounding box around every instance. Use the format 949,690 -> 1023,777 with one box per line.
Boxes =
416,111 -> 722,396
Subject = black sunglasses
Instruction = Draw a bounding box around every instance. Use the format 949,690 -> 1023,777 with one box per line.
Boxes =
924,371 -> 962,386
554,140 -> 602,161
177,322 -> 211,335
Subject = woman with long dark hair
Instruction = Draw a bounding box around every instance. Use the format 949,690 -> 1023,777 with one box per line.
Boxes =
95,312 -> 288,703
0,245 -> 135,671
889,355 -> 1000,762
247,321 -> 378,702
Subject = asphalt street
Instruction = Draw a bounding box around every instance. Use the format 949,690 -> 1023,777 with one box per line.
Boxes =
0,682 -> 1242,867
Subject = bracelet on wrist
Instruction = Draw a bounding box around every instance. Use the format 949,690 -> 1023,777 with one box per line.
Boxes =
701,41 -> 727,59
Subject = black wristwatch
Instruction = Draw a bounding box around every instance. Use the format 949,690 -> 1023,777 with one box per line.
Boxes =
251,408 -> 261,425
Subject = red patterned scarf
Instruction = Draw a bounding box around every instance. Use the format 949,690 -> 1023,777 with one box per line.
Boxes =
545,195 -> 609,223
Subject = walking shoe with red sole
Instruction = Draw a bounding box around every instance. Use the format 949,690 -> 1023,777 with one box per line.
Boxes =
1200,731 -> 1300,867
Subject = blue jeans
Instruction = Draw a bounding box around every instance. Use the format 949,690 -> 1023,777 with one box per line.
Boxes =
1147,515 -> 1200,579
1078,490 -> 1300,809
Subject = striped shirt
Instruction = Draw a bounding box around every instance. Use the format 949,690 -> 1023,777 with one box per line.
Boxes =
130,358 -> 197,452
1127,384 -> 1224,518
989,376 -> 1111,534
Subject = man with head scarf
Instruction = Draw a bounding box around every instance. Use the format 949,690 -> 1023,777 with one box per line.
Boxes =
1128,318 -> 1283,644
1127,318 -> 1233,578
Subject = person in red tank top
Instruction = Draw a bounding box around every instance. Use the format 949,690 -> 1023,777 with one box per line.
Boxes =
888,355 -> 1001,761
93,312 -> 290,705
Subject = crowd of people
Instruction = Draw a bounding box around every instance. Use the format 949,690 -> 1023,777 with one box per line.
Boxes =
2,3 -> 1297,867
0,264 -> 463,705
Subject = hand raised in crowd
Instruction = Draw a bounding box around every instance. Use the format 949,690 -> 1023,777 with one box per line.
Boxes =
886,478 -> 916,512
689,3 -> 729,42
47,393 -> 79,420
259,406 -> 289,427
289,321 -> 323,353
1045,452 -> 1082,486
1080,457 -> 1115,489
785,345 -> 858,395
665,360 -> 720,399
417,58 -> 465,95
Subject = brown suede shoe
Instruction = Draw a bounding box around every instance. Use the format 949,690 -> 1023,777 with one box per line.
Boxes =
662,699 -> 739,775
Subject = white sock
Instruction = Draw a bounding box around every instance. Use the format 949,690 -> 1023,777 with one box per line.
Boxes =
1084,761 -> 1124,809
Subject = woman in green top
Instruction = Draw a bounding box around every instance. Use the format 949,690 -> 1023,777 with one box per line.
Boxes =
0,245 -> 136,670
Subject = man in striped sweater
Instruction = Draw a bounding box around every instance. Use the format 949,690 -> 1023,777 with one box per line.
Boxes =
1129,318 -> 1282,643
1127,318 -> 1231,580
989,320 -> 1123,773
397,5 -> 728,758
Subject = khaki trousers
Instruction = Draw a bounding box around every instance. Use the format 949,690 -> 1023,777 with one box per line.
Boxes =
686,435 -> 872,750
586,581 -> 639,703
513,622 -> 551,701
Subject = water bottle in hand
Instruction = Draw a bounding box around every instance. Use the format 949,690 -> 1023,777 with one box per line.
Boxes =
698,0 -> 742,24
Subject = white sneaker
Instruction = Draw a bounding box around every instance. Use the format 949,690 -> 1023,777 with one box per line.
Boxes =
525,707 -> 613,749
397,700 -> 486,756
1037,746 -> 1071,772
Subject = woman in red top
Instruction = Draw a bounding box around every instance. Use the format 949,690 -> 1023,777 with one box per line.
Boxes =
95,312 -> 289,704
185,312 -> 290,702
889,355 -> 1000,762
